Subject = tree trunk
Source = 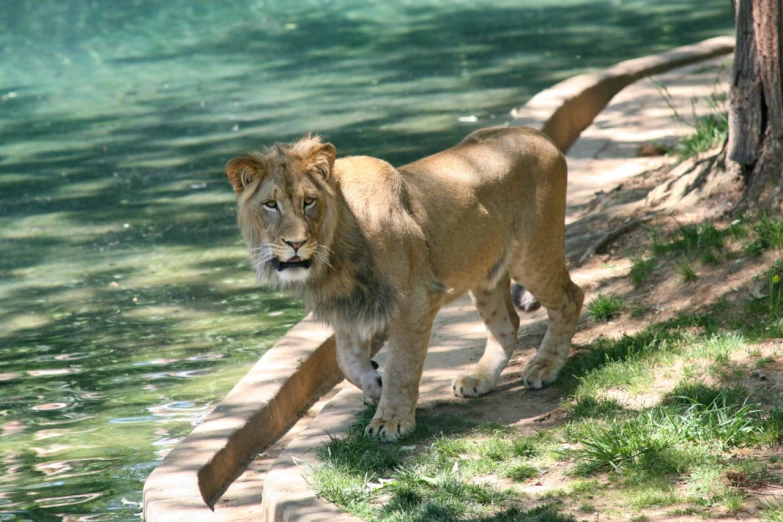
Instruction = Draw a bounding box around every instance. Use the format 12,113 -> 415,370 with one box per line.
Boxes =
729,0 -> 783,212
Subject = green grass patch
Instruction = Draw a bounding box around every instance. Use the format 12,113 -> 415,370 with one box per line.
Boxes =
630,255 -> 656,287
762,500 -> 783,522
569,479 -> 602,496
628,489 -> 680,511
573,384 -> 782,479
765,261 -> 783,317
651,222 -> 723,256
658,85 -> 728,158
559,328 -> 681,394
747,214 -> 783,255
506,463 -> 538,482
676,261 -> 697,282
307,405 -> 572,521
569,396 -> 624,419
587,293 -> 625,322
677,110 -> 728,157
632,219 -> 735,288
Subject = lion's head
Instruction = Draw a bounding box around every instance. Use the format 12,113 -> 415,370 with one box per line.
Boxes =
225,136 -> 337,286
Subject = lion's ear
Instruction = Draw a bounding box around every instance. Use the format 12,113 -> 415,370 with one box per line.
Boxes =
307,143 -> 337,180
225,155 -> 264,194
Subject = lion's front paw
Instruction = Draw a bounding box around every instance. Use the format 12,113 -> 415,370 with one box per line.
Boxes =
451,373 -> 496,398
521,355 -> 563,389
364,417 -> 415,442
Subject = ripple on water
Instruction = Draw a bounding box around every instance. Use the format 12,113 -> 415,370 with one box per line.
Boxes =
152,436 -> 183,447
30,402 -> 69,411
186,353 -> 224,361
141,371 -> 169,380
109,416 -> 158,424
133,358 -> 180,366
34,457 -> 116,479
34,492 -> 102,508
79,392 -> 109,400
54,351 -> 100,361
170,369 -> 211,378
160,401 -> 195,410
148,401 -> 211,418
27,368 -> 77,377
36,414 -> 95,426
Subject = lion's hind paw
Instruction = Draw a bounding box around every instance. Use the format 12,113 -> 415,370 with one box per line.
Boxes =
451,373 -> 496,398
520,355 -> 563,389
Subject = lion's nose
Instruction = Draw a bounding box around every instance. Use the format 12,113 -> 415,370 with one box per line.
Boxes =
283,239 -> 306,251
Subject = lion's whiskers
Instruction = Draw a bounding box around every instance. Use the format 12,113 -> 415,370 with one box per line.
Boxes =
313,250 -> 335,271
314,244 -> 335,271
248,243 -> 275,271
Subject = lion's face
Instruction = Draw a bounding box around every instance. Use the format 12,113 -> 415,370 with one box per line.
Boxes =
226,137 -> 337,286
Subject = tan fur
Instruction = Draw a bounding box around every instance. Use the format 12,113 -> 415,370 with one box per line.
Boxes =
226,128 -> 584,441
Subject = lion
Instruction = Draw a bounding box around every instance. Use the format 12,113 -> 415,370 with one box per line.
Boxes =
225,127 -> 584,441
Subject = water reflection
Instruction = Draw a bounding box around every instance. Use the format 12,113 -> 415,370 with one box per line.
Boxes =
34,493 -> 103,508
0,0 -> 731,519
30,403 -> 70,411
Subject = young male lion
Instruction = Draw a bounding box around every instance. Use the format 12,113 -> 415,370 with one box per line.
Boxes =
226,127 -> 584,441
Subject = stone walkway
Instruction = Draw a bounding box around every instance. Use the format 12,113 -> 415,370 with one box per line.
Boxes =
212,55 -> 733,521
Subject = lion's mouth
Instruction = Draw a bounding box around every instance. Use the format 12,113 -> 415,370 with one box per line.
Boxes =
273,257 -> 312,271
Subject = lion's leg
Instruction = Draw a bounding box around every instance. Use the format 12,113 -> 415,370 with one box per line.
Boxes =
334,329 -> 386,402
452,273 -> 519,398
365,303 -> 436,442
511,262 -> 584,389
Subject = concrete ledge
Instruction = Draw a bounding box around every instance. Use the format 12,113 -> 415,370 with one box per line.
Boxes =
260,386 -> 367,522
143,314 -> 341,521
511,36 -> 735,153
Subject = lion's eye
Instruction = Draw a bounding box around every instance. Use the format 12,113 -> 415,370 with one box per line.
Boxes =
304,197 -> 315,207
264,200 -> 277,209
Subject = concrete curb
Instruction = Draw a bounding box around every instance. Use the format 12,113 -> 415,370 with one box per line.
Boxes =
260,386 -> 366,522
257,36 -> 735,522
142,314 -> 341,521
510,35 -> 734,153
141,36 -> 735,522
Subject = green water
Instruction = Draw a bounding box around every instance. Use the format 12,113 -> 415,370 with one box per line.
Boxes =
0,0 -> 731,519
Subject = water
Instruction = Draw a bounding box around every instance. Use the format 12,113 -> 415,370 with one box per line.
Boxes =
0,0 -> 731,519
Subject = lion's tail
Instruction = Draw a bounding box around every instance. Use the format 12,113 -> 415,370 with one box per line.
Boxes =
511,283 -> 541,313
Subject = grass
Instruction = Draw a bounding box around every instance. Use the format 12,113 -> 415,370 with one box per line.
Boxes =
307,408 -> 575,521
631,220 -> 730,287
507,463 -> 538,481
762,500 -> 783,522
650,221 -> 723,256
676,261 -> 697,282
632,215 -> 783,299
575,388 -> 776,475
765,260 -> 783,317
629,255 -> 656,287
587,293 -> 625,321
658,82 -> 728,158
747,214 -> 783,255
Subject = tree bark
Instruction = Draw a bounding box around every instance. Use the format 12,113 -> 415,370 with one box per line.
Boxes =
729,0 -> 783,212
